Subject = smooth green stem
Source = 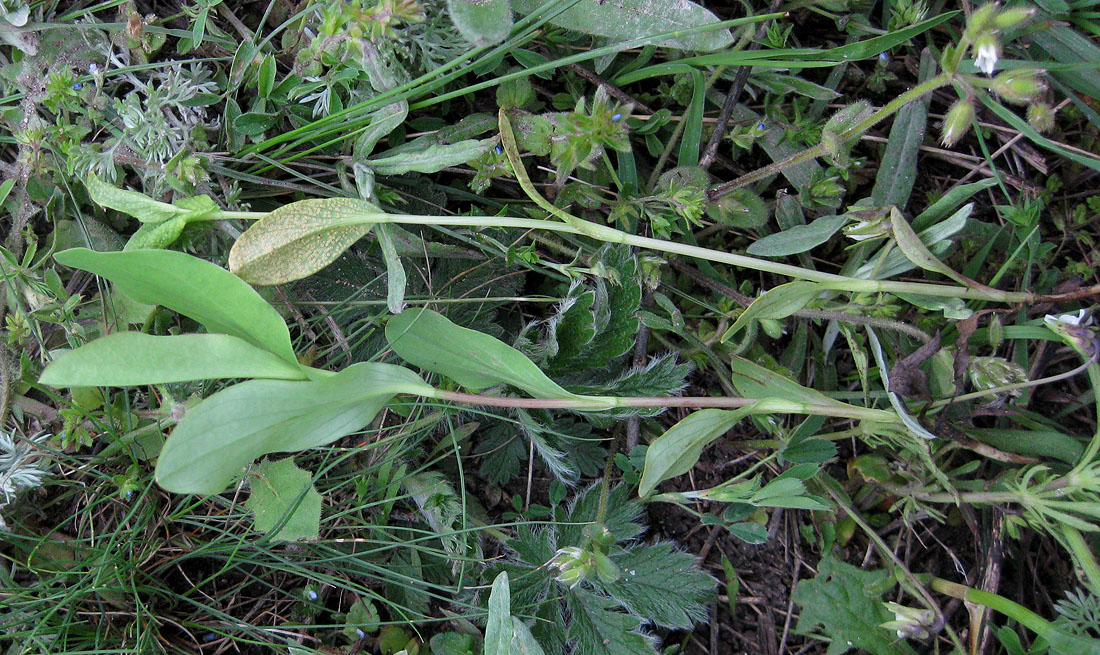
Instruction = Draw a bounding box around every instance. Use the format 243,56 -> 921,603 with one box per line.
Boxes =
431,390 -> 894,421
1070,362 -> 1100,476
337,211 -> 1032,302
930,578 -> 1053,638
1062,526 -> 1100,594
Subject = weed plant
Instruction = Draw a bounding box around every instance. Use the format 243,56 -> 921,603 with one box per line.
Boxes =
2,0 -> 1100,654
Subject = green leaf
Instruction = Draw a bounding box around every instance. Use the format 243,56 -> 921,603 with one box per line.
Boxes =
123,217 -> 189,250
54,248 -> 297,364
244,457 -> 321,542
485,572 -> 512,655
722,281 -> 821,340
567,590 -> 654,655
510,617 -> 546,655
792,557 -> 917,655
229,197 -> 377,285
1049,629 -> 1100,655
375,224 -> 407,314
889,207 -> 972,286
510,0 -> 732,52
746,214 -> 847,256
369,138 -> 494,175
730,356 -> 852,409
354,100 -> 409,158
870,51 -> 932,210
639,407 -> 757,496
86,172 -> 180,224
386,308 -> 580,400
39,333 -> 307,386
155,362 -> 432,494
597,542 -> 714,629
855,203 -> 970,280
447,0 -> 512,46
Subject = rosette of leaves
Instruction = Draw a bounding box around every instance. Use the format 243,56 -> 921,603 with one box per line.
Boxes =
487,484 -> 716,655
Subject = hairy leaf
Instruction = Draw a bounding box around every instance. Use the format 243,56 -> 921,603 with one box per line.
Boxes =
486,572 -> 512,655
447,0 -> 512,46
567,591 -> 654,655
746,214 -> 848,257
230,197 -> 377,285
597,542 -> 714,628
86,172 -> 179,224
511,0 -> 732,52
369,138 -> 494,175
39,333 -> 307,386
156,362 -> 432,494
244,457 -> 321,542
792,557 -> 916,655
639,407 -> 757,496
722,281 -> 821,340
55,248 -> 297,364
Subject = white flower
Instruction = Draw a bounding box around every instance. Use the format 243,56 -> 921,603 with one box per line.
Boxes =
975,40 -> 999,75
1045,309 -> 1089,328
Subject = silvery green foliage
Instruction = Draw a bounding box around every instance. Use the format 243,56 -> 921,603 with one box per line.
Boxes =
0,430 -> 51,530
114,64 -> 218,164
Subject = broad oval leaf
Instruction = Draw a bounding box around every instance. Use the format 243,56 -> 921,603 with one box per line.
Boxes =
639,407 -> 756,496
155,361 -> 432,494
39,333 -> 307,386
86,172 -> 179,224
54,248 -> 297,364
447,0 -> 513,46
230,197 -> 377,285
124,217 -> 189,250
510,0 -> 732,51
386,308 -> 580,400
746,214 -> 848,257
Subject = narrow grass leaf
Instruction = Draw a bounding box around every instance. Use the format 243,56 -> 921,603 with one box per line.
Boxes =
155,362 -> 432,494
510,0 -> 732,51
447,0 -> 513,46
229,197 -> 377,285
386,308 -> 581,400
870,52 -> 931,210
39,333 -> 307,386
245,457 -> 322,542
54,248 -> 297,364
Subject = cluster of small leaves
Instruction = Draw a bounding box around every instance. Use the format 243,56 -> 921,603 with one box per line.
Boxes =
0,430 -> 51,527
491,484 -> 715,655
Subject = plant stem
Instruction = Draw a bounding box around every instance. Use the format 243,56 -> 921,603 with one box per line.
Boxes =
431,390 -> 894,421
1070,361 -> 1100,476
929,577 -> 1053,638
1061,526 -> 1100,594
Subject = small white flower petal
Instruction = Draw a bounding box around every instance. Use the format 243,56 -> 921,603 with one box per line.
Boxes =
975,43 -> 999,75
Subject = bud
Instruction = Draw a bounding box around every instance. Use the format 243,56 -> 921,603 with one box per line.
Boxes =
972,32 -> 1000,75
992,69 -> 1046,104
966,3 -> 1000,37
968,356 -> 1027,397
987,314 -> 1005,350
549,546 -> 593,588
993,6 -> 1035,29
881,602 -> 937,640
1027,102 -> 1056,133
940,98 -> 975,146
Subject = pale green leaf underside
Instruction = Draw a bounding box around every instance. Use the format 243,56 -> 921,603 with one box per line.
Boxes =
54,248 -> 297,365
86,172 -> 179,224
229,197 -> 377,285
39,332 -> 307,387
447,0 -> 513,46
510,0 -> 732,52
386,308 -> 580,400
156,362 -> 432,494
